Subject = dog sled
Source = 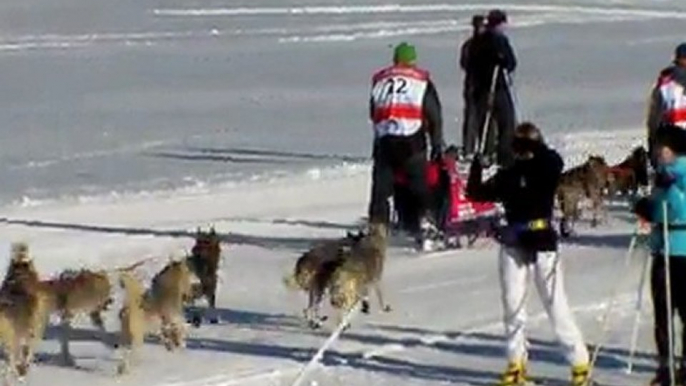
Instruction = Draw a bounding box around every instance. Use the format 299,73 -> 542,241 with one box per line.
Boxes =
392,149 -> 501,250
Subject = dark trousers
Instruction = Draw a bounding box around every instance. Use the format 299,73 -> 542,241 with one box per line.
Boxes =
369,150 -> 429,229
393,167 -> 450,233
651,255 -> 686,366
462,90 -> 480,156
473,89 -> 516,167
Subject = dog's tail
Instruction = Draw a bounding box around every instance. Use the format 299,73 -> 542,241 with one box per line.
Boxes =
112,257 -> 158,274
282,272 -> 300,291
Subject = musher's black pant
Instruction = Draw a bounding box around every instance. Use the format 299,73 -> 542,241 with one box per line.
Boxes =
651,255 -> 686,366
368,137 -> 429,229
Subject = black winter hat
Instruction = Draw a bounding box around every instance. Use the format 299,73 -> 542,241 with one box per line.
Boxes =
656,124 -> 686,155
676,42 -> 686,59
487,9 -> 507,27
471,15 -> 485,28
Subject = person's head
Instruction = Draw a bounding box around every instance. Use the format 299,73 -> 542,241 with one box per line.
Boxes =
656,125 -> 686,165
471,15 -> 486,35
675,43 -> 686,68
393,42 -> 417,66
486,9 -> 508,32
512,122 -> 544,160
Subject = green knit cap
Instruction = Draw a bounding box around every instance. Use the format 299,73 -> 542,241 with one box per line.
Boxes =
393,42 -> 417,64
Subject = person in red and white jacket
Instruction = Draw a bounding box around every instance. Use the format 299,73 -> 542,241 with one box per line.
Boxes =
368,41 -> 444,249
648,43 -> 686,167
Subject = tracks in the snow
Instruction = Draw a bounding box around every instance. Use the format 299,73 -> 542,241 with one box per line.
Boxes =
162,292 -> 637,386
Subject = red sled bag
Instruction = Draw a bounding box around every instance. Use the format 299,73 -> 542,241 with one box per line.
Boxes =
439,156 -> 497,231
392,155 -> 497,233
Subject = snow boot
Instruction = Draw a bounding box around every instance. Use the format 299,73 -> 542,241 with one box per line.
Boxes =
677,363 -> 686,386
570,363 -> 591,386
649,365 -> 671,386
416,217 -> 441,252
559,219 -> 573,238
496,361 -> 527,386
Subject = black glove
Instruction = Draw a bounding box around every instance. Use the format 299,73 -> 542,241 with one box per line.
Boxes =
632,197 -> 653,222
430,144 -> 444,161
654,170 -> 675,188
466,155 -> 483,199
469,154 -> 483,175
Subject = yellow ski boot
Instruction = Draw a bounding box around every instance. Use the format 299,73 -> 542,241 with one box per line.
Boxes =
497,361 -> 528,386
571,363 -> 591,386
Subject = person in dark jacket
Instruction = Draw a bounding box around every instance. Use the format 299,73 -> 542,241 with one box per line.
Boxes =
466,122 -> 590,386
459,14 -> 486,158
466,9 -> 517,167
634,125 -> 686,386
647,43 -> 686,168
368,42 -> 445,250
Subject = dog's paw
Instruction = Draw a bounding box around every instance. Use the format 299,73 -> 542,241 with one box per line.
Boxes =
307,319 -> 323,330
62,355 -> 76,368
16,363 -> 29,378
361,300 -> 370,314
190,315 -> 202,328
382,305 -> 392,313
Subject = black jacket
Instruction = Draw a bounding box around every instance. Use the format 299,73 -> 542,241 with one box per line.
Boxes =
459,36 -> 475,98
459,37 -> 473,72
466,144 -> 563,251
465,29 -> 517,98
370,78 -> 444,160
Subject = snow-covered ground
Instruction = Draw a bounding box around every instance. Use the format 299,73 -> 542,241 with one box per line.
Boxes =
0,0 -> 682,384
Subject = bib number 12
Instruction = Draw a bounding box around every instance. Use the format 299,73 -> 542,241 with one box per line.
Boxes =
383,77 -> 408,99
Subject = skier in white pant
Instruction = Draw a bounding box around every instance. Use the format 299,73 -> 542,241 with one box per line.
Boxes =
466,122 -> 590,386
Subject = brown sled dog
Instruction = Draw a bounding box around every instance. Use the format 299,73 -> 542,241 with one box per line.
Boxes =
556,155 -> 611,237
605,146 -> 649,197
116,258 -> 195,375
40,269 -> 113,365
0,242 -> 51,378
327,222 -> 392,328
185,227 -> 221,326
283,230 -> 364,329
40,258 -> 150,366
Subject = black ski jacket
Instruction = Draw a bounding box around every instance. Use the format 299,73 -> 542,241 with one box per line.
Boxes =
466,144 -> 563,251
465,29 -> 517,98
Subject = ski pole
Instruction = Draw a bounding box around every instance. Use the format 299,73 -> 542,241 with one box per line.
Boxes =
587,231 -> 639,379
626,247 -> 651,374
663,201 -> 676,386
478,65 -> 500,156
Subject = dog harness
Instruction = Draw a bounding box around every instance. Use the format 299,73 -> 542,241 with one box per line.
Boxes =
370,64 -> 429,138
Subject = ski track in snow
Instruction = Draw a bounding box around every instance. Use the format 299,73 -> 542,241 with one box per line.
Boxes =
1,2 -> 683,52
152,3 -> 686,18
